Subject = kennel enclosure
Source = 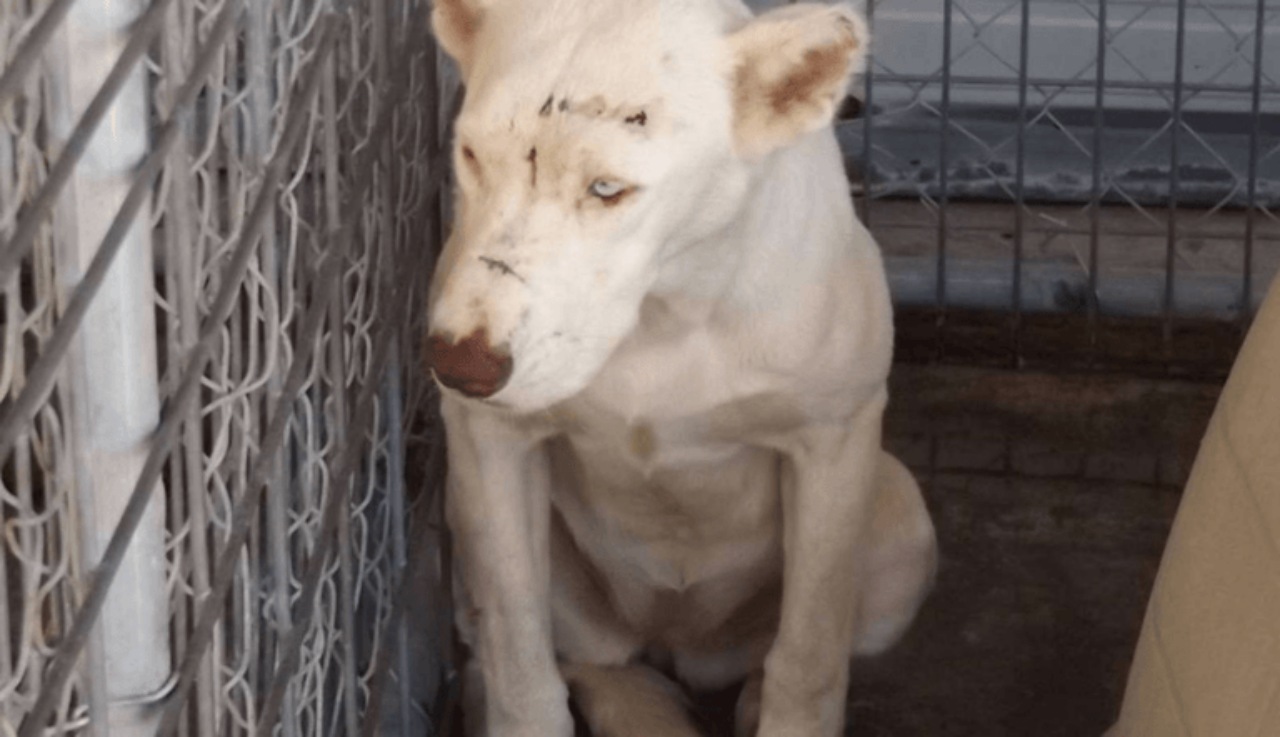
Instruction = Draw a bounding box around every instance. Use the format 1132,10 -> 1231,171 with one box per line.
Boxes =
2,0 -> 450,734
842,0 -> 1279,373
3,0 -> 1279,735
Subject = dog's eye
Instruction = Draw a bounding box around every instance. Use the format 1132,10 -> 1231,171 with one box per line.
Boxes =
588,179 -> 631,204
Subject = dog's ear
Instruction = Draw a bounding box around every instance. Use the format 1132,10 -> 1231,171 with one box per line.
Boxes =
726,3 -> 868,159
432,0 -> 489,76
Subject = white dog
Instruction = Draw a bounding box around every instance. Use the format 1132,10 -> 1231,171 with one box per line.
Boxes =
424,1 -> 937,735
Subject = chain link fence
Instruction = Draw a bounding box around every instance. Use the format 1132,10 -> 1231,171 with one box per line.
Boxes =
839,0 -> 1279,375
3,0 -> 1277,734
1,0 -> 450,734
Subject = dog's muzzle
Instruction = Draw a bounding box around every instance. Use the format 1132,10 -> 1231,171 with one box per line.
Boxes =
425,327 -> 513,399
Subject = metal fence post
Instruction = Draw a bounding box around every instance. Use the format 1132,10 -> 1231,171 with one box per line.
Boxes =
43,0 -> 171,734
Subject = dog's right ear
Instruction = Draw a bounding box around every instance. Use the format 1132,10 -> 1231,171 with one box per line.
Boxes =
432,0 -> 487,76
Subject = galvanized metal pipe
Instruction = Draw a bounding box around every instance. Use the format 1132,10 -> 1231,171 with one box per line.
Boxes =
936,0 -> 955,333
1164,0 -> 1190,352
15,19 -> 328,736
1242,0 -> 1267,323
1011,0 -> 1032,361
0,0 -> 242,457
1089,0 -> 1110,356
0,0 -> 176,282
44,0 -> 171,734
0,0 -> 77,109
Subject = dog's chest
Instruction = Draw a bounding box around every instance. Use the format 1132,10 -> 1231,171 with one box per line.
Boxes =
548,323 -> 801,471
548,387 -> 780,528
547,417 -> 782,595
542,325 -> 794,593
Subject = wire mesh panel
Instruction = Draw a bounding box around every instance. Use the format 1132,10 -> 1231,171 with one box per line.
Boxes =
842,0 -> 1280,375
1,0 -> 448,735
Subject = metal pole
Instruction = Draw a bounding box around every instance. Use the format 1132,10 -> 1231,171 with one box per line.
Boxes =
1088,0 -> 1109,363
935,0 -> 955,358
859,0 -> 876,228
0,0 -> 176,282
16,21 -> 331,734
44,0 -> 170,734
0,0 -> 77,109
1011,0 -> 1031,366
1241,0 -> 1266,325
1163,0 -> 1189,361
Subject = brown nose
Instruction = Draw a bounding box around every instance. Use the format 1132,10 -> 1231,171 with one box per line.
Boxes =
425,328 -> 513,398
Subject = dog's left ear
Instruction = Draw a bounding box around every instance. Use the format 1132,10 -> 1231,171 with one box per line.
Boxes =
726,3 -> 868,160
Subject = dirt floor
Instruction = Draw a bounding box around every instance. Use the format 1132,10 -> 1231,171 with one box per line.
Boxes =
429,362 -> 1223,737
860,365 -> 1217,736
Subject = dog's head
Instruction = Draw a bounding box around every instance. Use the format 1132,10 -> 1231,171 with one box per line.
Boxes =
425,0 -> 868,412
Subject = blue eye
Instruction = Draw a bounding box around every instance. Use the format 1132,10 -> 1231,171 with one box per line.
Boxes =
588,179 -> 628,200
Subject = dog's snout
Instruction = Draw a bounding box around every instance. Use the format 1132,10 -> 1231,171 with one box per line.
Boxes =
425,328 -> 513,399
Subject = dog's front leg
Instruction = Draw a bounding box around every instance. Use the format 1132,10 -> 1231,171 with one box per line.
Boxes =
756,390 -> 888,737
442,396 -> 572,737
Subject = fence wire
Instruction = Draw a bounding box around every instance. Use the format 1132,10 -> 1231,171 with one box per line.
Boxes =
1,0 -> 447,735
844,0 -> 1279,374
4,0 -> 1277,734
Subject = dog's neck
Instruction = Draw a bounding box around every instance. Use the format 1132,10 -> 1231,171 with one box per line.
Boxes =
648,129 -> 859,328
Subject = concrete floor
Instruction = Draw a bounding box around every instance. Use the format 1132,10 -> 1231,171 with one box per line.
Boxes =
840,365 -> 1215,736
429,363 -> 1223,737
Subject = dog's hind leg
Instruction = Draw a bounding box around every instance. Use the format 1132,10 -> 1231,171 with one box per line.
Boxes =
560,663 -> 705,737
852,451 -> 938,656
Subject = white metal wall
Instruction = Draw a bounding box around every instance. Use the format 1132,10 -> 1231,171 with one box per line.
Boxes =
0,0 -> 449,734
